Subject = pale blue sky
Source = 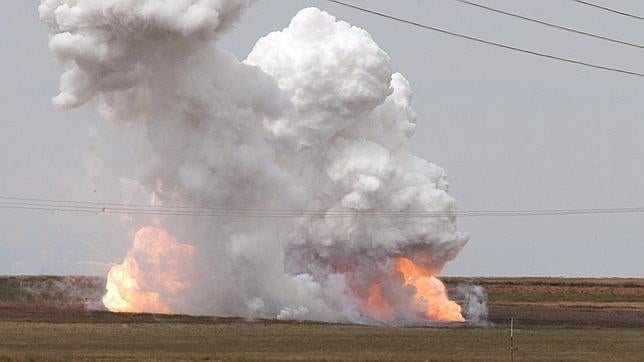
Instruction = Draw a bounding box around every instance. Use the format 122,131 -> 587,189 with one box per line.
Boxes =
1,0 -> 642,276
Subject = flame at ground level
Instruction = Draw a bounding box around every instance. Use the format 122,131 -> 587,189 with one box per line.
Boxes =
103,228 -> 463,323
102,226 -> 195,313
360,257 -> 464,323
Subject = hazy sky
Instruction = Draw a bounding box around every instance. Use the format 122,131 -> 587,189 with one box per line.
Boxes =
1,0 -> 642,277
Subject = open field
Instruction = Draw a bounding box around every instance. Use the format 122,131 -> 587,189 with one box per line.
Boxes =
0,276 -> 642,361
444,277 -> 644,327
1,321 -> 643,361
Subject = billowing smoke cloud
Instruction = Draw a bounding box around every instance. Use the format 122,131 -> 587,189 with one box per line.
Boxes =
453,284 -> 489,324
40,0 -> 470,323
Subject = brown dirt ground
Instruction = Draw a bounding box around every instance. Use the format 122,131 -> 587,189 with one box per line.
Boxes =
0,276 -> 642,361
443,277 -> 644,327
0,276 -> 642,327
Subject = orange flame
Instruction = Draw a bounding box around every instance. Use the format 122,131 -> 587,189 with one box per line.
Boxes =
394,257 -> 464,322
103,226 -> 195,314
361,257 -> 464,322
364,283 -> 392,321
104,227 -> 462,323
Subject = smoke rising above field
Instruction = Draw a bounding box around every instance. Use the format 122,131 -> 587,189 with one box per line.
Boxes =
39,0 -> 471,323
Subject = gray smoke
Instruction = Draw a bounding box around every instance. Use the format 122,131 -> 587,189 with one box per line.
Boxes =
453,284 -> 489,324
40,1 -> 470,323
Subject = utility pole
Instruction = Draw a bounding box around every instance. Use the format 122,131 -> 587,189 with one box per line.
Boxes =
509,318 -> 518,361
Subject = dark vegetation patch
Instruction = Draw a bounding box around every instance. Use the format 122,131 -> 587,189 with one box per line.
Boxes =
0,276 -> 642,327
0,276 -> 643,360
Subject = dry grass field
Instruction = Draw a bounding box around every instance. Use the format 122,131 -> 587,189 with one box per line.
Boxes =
0,276 -> 642,361
444,277 -> 644,327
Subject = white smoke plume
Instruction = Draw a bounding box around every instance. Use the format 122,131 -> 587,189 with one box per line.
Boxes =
453,284 -> 489,324
40,0 -> 470,323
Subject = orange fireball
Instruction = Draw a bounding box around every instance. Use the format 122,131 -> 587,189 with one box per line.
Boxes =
361,257 -> 464,322
103,226 -> 195,314
395,257 -> 464,322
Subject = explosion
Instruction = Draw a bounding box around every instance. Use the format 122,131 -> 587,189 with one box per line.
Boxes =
351,257 -> 463,322
394,258 -> 464,322
103,227 -> 195,314
40,1 -> 472,323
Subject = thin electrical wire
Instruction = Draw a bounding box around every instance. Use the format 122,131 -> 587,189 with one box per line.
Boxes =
324,0 -> 644,77
4,195 -> 644,214
0,195 -> 454,214
571,0 -> 644,21
454,0 -> 644,49
2,198 -> 644,218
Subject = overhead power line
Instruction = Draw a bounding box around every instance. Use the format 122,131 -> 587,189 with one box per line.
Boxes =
324,0 -> 644,77
572,0 -> 644,21
1,195 -> 644,218
455,0 -> 644,49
